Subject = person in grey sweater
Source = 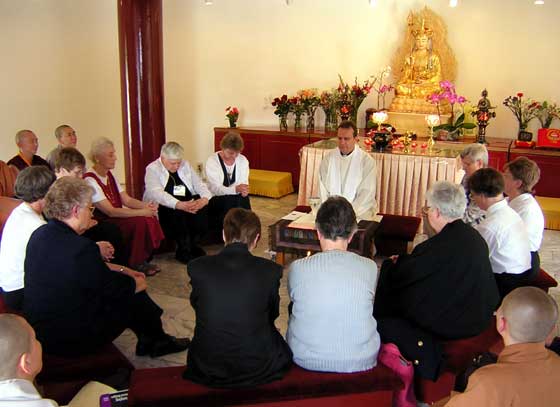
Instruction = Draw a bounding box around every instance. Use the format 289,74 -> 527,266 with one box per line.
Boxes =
287,196 -> 380,373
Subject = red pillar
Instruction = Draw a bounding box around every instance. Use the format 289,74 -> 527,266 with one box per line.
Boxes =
117,0 -> 165,199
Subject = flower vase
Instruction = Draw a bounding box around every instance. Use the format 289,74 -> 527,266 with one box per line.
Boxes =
279,114 -> 288,132
306,108 -> 316,132
328,111 -> 339,131
294,114 -> 303,131
350,111 -> 358,126
518,125 -> 533,142
228,118 -> 237,128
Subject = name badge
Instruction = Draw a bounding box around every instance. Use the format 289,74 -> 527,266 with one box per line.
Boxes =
173,185 -> 186,197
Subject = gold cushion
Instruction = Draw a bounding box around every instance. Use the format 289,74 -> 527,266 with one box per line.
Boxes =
536,196 -> 560,231
249,169 -> 294,198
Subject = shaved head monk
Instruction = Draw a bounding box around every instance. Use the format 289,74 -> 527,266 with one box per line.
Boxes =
438,287 -> 560,407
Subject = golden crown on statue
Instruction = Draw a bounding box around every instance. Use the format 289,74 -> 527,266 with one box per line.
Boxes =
408,14 -> 433,38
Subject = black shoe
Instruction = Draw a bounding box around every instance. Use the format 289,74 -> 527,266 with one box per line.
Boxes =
191,246 -> 206,259
175,251 -> 193,264
136,334 -> 190,358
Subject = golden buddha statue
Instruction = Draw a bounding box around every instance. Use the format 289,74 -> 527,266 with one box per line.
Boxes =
395,20 -> 441,99
390,8 -> 456,114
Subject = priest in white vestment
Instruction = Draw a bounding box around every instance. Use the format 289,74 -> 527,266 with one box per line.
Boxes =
319,121 -> 377,220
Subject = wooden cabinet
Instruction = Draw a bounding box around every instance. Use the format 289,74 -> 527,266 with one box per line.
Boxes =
509,152 -> 560,197
214,128 -> 560,197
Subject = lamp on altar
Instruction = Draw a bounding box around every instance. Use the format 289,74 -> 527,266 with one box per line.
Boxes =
372,111 -> 390,151
425,114 -> 440,151
372,110 -> 388,128
471,89 -> 496,145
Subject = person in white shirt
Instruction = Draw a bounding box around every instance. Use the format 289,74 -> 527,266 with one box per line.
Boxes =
460,143 -> 488,226
0,167 -> 55,311
0,314 -> 114,407
503,156 -> 544,275
205,132 -> 250,237
319,121 -> 377,220
144,142 -> 212,264
469,168 -> 533,298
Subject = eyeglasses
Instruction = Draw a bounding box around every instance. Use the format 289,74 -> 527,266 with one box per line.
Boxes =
88,205 -> 95,214
422,205 -> 432,215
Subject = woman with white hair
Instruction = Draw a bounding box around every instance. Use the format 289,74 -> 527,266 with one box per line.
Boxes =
144,142 -> 212,264
374,181 -> 499,380
84,137 -> 164,275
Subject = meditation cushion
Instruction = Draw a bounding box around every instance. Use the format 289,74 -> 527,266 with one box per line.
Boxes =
38,344 -> 134,405
530,268 -> 558,292
414,319 -> 503,403
128,364 -> 403,407
249,169 -> 294,198
535,196 -> 560,231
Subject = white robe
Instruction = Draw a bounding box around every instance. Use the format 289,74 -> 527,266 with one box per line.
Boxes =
318,146 -> 377,220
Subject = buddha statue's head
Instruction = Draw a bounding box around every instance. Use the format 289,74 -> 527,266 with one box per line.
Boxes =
409,14 -> 433,51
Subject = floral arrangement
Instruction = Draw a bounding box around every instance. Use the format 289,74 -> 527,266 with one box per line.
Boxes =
225,106 -> 239,127
271,94 -> 291,116
297,88 -> 321,130
535,101 -> 560,128
288,96 -> 306,116
297,88 -> 320,111
428,81 -> 474,138
272,94 -> 291,131
319,90 -> 339,131
503,92 -> 540,130
288,96 -> 306,129
337,74 -> 376,124
372,66 -> 393,110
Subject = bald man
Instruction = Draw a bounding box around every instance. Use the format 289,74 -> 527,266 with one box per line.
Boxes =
7,130 -> 49,171
436,287 -> 560,407
46,125 -> 77,170
0,314 -> 115,407
0,314 -> 56,406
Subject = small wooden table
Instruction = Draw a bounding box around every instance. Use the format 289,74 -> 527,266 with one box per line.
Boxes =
268,212 -> 421,265
268,219 -> 379,265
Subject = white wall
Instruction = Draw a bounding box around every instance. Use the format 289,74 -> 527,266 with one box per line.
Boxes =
0,0 -> 124,178
163,0 -> 560,166
1,0 -> 559,180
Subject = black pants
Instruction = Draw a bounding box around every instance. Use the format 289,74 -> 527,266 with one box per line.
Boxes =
2,288 -> 24,312
208,194 -> 251,232
531,251 -> 541,277
158,204 -> 208,254
83,221 -> 128,266
495,266 -> 539,299
45,291 -> 165,357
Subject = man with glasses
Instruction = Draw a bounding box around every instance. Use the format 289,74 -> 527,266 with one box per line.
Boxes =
374,181 -> 499,380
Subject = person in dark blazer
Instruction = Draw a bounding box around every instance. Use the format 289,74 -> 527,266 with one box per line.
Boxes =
374,181 -> 500,380
23,177 -> 189,358
183,208 -> 292,388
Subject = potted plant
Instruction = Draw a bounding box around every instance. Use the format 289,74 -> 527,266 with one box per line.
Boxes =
503,92 -> 540,141
298,88 -> 320,131
225,106 -> 239,128
428,81 -> 475,140
271,94 -> 291,132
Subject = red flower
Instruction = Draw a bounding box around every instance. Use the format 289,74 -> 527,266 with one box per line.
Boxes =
517,92 -> 524,98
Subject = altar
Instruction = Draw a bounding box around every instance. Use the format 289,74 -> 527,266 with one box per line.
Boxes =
297,138 -> 464,217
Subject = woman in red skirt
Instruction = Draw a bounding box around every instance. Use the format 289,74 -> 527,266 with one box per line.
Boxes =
84,137 -> 164,275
